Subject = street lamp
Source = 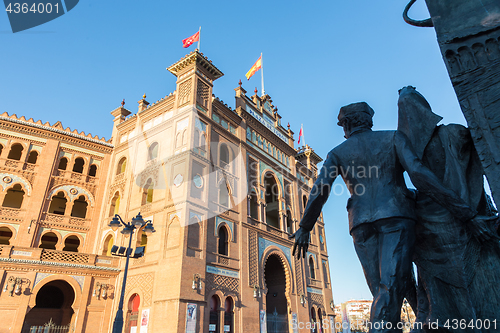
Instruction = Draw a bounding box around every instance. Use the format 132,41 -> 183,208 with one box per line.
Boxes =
110,212 -> 155,333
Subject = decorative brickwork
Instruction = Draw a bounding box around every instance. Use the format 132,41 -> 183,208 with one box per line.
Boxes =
248,230 -> 258,286
309,293 -> 324,308
205,273 -> 239,295
178,79 -> 192,107
125,272 -> 154,306
295,257 -> 304,295
197,79 -> 210,108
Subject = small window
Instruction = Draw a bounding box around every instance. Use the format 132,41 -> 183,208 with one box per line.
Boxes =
220,144 -> 229,166
0,227 -> 13,245
27,151 -> 38,164
71,195 -> 88,218
73,157 -> 85,173
142,179 -> 154,205
39,232 -> 58,250
2,184 -> 25,209
7,143 -> 23,160
63,235 -> 80,252
88,164 -> 97,177
148,142 -> 158,160
109,192 -> 120,217
249,192 -> 259,220
218,226 -> 229,256
58,157 -> 68,170
117,157 -> 127,174
48,192 -> 67,215
0,144 -> 3,156
219,182 -> 229,207
309,257 -> 316,279
102,234 -> 114,256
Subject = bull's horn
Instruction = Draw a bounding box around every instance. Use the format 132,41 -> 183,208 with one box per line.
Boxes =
403,0 -> 433,27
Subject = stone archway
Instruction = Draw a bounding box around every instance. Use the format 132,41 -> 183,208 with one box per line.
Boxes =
21,280 -> 75,331
264,254 -> 289,333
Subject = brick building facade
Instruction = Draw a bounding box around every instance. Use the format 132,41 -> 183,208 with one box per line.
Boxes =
0,50 -> 335,333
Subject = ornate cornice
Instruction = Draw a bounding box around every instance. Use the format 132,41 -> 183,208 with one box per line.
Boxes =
167,51 -> 224,80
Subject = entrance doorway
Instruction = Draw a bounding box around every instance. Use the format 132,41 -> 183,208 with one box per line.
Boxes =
22,280 -> 75,332
264,254 -> 288,333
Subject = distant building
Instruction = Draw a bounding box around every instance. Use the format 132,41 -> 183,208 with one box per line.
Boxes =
0,50 -> 336,332
334,299 -> 415,333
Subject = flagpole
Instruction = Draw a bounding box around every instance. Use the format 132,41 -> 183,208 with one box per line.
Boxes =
197,26 -> 201,51
261,52 -> 265,96
301,124 -> 306,147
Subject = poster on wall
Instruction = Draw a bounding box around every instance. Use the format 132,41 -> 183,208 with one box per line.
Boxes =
292,313 -> 298,333
260,310 -> 267,333
140,309 -> 150,333
186,303 -> 197,333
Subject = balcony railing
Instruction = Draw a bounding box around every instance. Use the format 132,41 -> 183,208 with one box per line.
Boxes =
43,213 -> 90,230
0,207 -> 24,222
0,245 -> 120,269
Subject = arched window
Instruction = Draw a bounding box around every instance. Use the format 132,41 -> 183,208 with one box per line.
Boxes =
311,307 -> 318,333
209,295 -> 220,333
126,294 -> 140,333
218,226 -> 228,256
88,164 -> 97,177
2,184 -> 25,209
142,179 -> 153,205
200,133 -> 207,151
219,182 -> 230,207
58,157 -> 68,170
194,129 -> 200,149
117,157 -> 127,174
27,150 -> 38,164
286,210 -> 293,234
0,144 -> 3,157
63,235 -> 80,252
303,195 -> 308,210
102,234 -> 114,256
136,226 -> 148,254
187,217 -> 200,249
309,256 -> 316,279
264,173 -> 280,229
7,143 -> 23,160
48,192 -> 67,215
0,227 -> 13,245
220,143 -> 229,167
72,157 -> 85,173
71,195 -> 88,218
224,297 -> 234,333
39,232 -> 58,250
109,192 -> 120,217
318,309 -> 324,333
249,191 -> 259,220
148,142 -> 158,161
175,133 -> 182,148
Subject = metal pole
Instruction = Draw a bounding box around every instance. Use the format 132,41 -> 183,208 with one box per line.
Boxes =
112,224 -> 134,333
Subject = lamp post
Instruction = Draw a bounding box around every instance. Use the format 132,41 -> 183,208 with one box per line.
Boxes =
109,212 -> 155,333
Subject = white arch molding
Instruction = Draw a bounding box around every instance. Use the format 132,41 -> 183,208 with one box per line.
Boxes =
47,185 -> 95,207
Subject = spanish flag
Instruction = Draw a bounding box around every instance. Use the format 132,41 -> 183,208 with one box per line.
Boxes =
245,56 -> 262,80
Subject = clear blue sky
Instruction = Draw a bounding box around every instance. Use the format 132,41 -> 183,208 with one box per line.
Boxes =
0,1 -> 468,304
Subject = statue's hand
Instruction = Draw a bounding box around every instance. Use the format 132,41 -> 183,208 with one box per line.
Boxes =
289,227 -> 311,259
468,215 -> 500,243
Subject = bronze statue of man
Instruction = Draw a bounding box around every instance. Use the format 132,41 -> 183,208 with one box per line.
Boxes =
397,86 -> 500,333
290,102 -> 496,333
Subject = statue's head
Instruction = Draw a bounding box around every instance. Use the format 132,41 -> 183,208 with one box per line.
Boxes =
337,102 -> 374,138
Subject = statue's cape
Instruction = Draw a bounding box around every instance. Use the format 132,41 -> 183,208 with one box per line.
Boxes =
397,86 -> 442,160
